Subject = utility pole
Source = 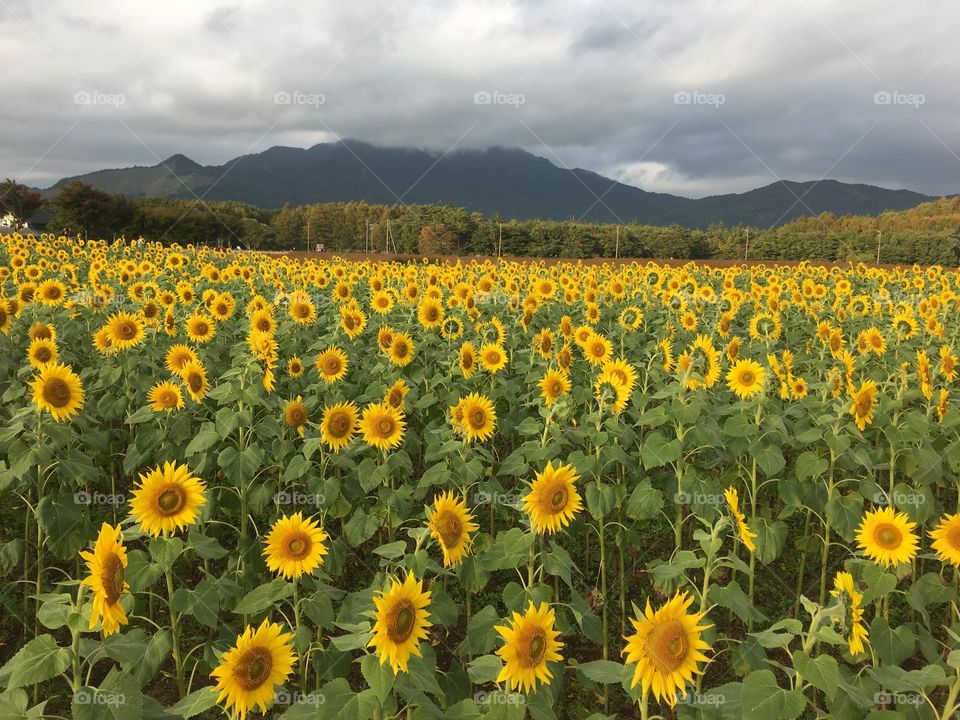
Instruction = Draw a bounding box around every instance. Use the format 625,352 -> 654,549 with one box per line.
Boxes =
306,219 -> 310,253
615,226 -> 620,259
498,222 -> 503,257
876,229 -> 882,265
744,228 -> 750,261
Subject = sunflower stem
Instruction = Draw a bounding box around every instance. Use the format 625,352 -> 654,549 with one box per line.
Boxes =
164,567 -> 186,698
639,688 -> 649,720
598,518 -> 609,708
71,584 -> 87,692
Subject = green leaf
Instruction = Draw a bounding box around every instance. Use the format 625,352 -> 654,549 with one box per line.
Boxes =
793,651 -> 839,701
542,541 -> 573,588
166,687 -> 218,718
640,431 -> 682,470
184,423 -> 218,456
624,479 -> 664,520
233,578 -> 295,615
869,617 -> 916,666
742,670 -> 805,720
709,581 -> 767,625
482,528 -> 534,571
456,604 -> 500,655
576,660 -> 625,684
466,655 -> 503,684
0,634 -> 71,690
361,654 -> 395,704
750,619 -> 802,649
753,444 -> 786,477
187,529 -> 228,560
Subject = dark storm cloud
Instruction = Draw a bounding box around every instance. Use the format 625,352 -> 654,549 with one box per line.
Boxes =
1,0 -> 958,197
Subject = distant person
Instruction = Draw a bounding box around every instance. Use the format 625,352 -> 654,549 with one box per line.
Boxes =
318,243 -> 325,253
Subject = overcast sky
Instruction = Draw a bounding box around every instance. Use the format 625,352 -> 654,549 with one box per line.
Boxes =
2,0 -> 958,198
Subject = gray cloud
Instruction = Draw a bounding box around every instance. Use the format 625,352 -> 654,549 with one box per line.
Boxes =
2,0 -> 958,198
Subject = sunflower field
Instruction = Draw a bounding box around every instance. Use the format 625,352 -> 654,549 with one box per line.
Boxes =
1,233 -> 959,720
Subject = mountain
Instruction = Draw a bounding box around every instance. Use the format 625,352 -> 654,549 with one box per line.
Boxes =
42,141 -> 939,228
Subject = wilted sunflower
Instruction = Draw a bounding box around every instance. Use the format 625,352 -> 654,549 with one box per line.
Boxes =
368,574 -> 432,674
929,513 -> 960,566
726,359 -> 765,399
263,512 -> 328,579
210,619 -> 296,720
148,381 -> 184,412
129,461 -> 207,537
360,402 -> 406,450
31,362 -> 84,422
830,571 -> 868,656
495,602 -> 564,693
181,361 -> 209,402
79,523 -> 129,637
186,312 -> 216,343
522,461 -> 582,534
425,492 -> 478,568
539,369 -> 571,406
849,379 -> 878,431
388,332 -> 414,367
27,337 -> 58,368
454,393 -> 496,442
479,343 -> 507,373
283,395 -> 308,436
723,487 -> 757,552
106,311 -> 145,350
855,506 -> 919,567
321,401 -> 359,452
316,347 -> 348,383
622,591 -> 712,707
165,344 -> 197,376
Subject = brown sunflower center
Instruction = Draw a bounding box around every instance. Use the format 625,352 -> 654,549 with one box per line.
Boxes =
157,486 -> 186,516
287,405 -> 306,426
43,377 -> 72,408
426,307 -> 439,321
740,371 -> 754,385
117,321 -> 136,339
234,648 -> 273,691
646,618 -> 689,673
855,395 -> 872,416
874,523 -> 902,550
286,532 -> 312,560
324,359 -> 341,375
549,485 -> 568,512
522,629 -> 547,668
387,600 -> 417,644
947,526 -> 960,550
329,412 -> 351,438
35,347 -> 52,363
469,409 -> 486,429
102,552 -> 124,604
187,372 -> 203,393
393,342 -> 408,357
377,417 -> 395,436
256,318 -> 271,331
194,321 -> 209,335
437,512 -> 462,549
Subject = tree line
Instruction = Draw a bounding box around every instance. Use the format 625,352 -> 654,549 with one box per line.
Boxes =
4,179 -> 959,265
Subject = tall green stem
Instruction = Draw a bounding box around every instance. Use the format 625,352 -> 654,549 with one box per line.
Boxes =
165,568 -> 186,698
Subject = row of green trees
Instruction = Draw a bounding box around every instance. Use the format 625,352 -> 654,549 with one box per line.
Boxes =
6,179 -> 960,264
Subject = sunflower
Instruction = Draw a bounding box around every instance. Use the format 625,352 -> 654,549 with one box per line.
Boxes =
929,513 -> 960,566
92,326 -> 115,355
495,602 -> 564,693
522,461 -> 582,534
458,342 -> 477,378
454,393 -> 496,442
417,298 -> 444,329
388,332 -> 414,367
540,369 -> 571,406
186,312 -> 216,343
182,361 -> 209,402
321,402 -> 359,452
284,395 -> 308,437
622,591 -> 712,707
368,575 -> 432,674
263,512 -> 328,579
384,379 -> 409,410
287,356 -> 304,377
107,311 -> 145,350
31,362 -> 84,422
129,461 -> 207,537
424,492 -> 478,568
594,370 -> 630,414
27,337 -> 58,368
148,381 -> 184,412
726,359 -> 765,399
360,402 -> 406,450
830,571 -> 868,656
480,343 -> 507,373
79,523 -> 129,637
0,299 -> 12,335
316,347 -> 348,383
940,345 -> 958,382
37,278 -> 67,306
210,619 -> 296,720
288,293 -> 316,324
165,344 -> 197,376
855,506 -> 919,567
849,379 -> 878,431
723,487 -> 757,552
584,333 -> 613,366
